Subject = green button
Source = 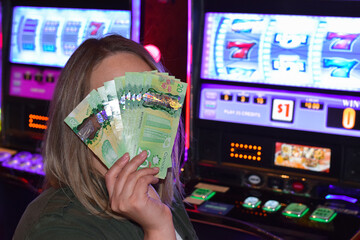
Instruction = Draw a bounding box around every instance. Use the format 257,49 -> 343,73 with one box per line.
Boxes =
262,200 -> 281,212
243,196 -> 261,209
190,188 -> 215,201
309,207 -> 337,223
282,203 -> 309,218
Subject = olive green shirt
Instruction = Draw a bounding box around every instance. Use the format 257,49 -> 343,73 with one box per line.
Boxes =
13,187 -> 198,240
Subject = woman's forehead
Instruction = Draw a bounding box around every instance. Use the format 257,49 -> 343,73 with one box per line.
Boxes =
89,52 -> 152,90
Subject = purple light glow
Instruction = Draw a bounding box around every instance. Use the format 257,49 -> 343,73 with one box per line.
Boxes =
325,194 -> 358,203
131,0 -> 141,43
0,152 -> 11,162
1,151 -> 44,175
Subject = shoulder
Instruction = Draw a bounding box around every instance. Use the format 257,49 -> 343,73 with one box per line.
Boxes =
14,187 -> 145,240
13,187 -> 99,240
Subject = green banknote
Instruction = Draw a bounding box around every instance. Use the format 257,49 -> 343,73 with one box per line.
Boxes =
64,90 -> 122,168
148,71 -> 181,170
128,72 -> 187,179
65,71 -> 187,179
97,86 -> 122,141
113,76 -> 134,156
102,81 -> 124,142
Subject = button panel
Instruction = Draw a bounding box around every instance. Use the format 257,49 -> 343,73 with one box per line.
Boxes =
282,203 -> 309,218
243,196 -> 262,209
310,207 -> 337,223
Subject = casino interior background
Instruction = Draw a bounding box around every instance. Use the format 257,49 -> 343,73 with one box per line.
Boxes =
0,0 -> 360,239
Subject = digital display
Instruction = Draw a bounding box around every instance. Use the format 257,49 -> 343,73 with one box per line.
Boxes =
229,142 -> 263,162
274,142 -> 331,173
9,65 -> 61,100
199,83 -> 360,138
201,12 -> 360,92
327,107 -> 360,130
10,6 -> 131,67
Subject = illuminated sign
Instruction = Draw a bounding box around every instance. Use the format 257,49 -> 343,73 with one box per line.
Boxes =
229,142 -> 262,161
28,114 -> 48,130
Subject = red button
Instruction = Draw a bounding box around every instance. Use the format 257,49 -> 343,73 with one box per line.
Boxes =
292,181 -> 305,192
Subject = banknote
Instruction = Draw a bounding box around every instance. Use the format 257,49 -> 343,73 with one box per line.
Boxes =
66,71 -> 187,179
97,86 -> 122,141
64,90 -> 122,168
126,72 -> 187,178
113,76 -> 134,156
102,81 -> 124,142
147,71 -> 184,170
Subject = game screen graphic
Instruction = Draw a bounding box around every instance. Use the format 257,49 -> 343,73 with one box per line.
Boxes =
201,12 -> 360,92
274,142 -> 331,173
10,6 -> 131,67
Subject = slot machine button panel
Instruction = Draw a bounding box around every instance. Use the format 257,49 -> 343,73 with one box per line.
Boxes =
242,196 -> 261,209
262,200 -> 281,212
309,207 -> 337,223
282,203 -> 309,218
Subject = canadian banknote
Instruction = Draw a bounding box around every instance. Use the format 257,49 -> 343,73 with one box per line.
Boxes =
65,71 -> 187,179
64,90 -> 122,168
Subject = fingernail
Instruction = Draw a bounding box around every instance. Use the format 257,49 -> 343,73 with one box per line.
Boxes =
153,167 -> 159,172
122,153 -> 130,161
140,150 -> 147,157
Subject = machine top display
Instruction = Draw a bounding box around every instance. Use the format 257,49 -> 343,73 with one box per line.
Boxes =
10,6 -> 131,67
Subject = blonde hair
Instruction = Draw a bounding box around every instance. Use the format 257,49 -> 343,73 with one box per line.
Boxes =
43,34 -> 184,218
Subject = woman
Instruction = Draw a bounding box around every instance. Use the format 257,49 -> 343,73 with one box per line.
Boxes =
13,35 -> 198,240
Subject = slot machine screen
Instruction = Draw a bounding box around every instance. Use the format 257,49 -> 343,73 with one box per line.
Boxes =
201,12 -> 360,92
8,6 -> 131,101
9,6 -> 131,68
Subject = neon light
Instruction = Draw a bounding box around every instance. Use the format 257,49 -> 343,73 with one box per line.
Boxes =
185,0 -> 192,163
325,194 -> 358,203
131,0 -> 141,43
1,151 -> 45,175
29,114 -> 48,130
144,44 -> 161,63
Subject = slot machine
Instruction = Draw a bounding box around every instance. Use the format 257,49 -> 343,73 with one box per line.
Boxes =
0,0 -> 141,176
186,0 -> 360,239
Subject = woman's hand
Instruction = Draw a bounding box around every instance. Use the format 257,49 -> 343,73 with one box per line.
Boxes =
105,151 -> 176,240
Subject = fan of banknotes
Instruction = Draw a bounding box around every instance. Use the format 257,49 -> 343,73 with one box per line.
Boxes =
64,71 -> 187,179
